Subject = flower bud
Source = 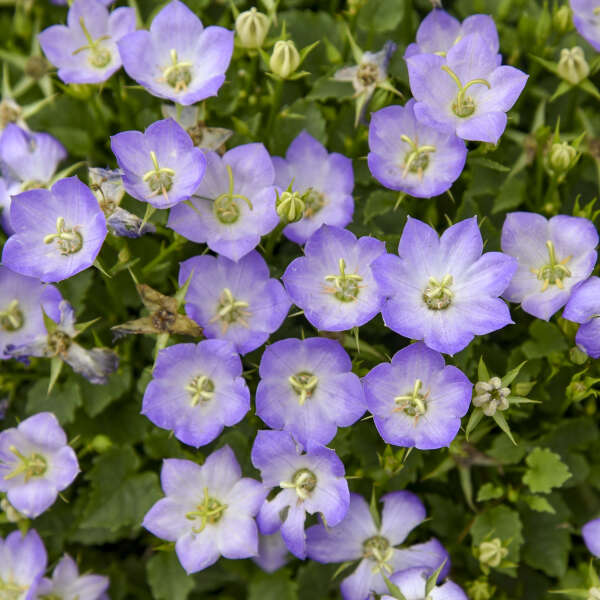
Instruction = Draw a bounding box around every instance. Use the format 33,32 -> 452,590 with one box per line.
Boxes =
276,190 -> 305,223
270,40 -> 301,79
1,498 -> 23,523
235,7 -> 270,50
553,5 -> 572,33
549,141 -> 577,173
473,377 -> 510,416
477,537 -> 508,568
589,587 -> 600,600
557,46 -> 589,85
467,578 -> 496,600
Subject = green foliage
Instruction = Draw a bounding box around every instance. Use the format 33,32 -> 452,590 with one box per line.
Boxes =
523,448 -> 572,494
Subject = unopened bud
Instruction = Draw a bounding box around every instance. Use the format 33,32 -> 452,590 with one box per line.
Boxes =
553,5 -> 572,33
557,46 -> 589,85
467,578 -> 496,600
589,587 -> 600,600
473,377 -> 510,416
1,498 -> 23,523
276,190 -> 305,223
549,142 -> 577,173
90,434 -> 112,453
270,40 -> 301,79
478,538 -> 508,568
236,7 -> 270,50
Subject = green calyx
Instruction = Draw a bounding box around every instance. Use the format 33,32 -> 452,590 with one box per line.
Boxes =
441,65 -> 491,118
324,258 -> 363,302
185,487 -> 227,533
0,300 -> 24,332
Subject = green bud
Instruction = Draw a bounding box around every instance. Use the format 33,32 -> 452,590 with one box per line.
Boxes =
477,537 -> 508,569
90,434 -> 112,453
557,46 -> 590,85
276,190 -> 305,223
549,141 -> 577,173
553,5 -> 572,33
466,578 -> 496,600
235,7 -> 270,50
0,498 -> 23,523
64,83 -> 94,100
570,345 -> 589,365
270,40 -> 301,79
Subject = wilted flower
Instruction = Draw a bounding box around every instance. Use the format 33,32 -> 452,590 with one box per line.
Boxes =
143,447 -> 265,574
571,0 -> 600,51
161,104 -> 233,150
563,276 -> 600,358
254,532 -> 289,573
0,529 -> 47,597
236,7 -> 270,50
118,0 -> 234,105
38,0 -> 136,84
557,46 -> 590,84
252,430 -> 350,559
381,568 -> 467,600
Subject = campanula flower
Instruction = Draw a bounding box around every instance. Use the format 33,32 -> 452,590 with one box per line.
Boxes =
251,430 -> 350,559
368,99 -> 467,198
256,337 -> 366,446
143,446 -> 266,574
39,0 -> 136,84
406,34 -> 528,144
306,492 -> 449,600
0,266 -> 62,359
142,340 -> 250,448
110,118 -> 206,209
272,131 -> 354,244
2,177 -> 107,283
563,276 -> 600,358
363,343 -> 472,449
583,517 -> 600,557
118,0 -> 234,105
282,225 -> 386,331
372,217 -> 517,355
0,412 -> 79,518
168,143 -> 278,261
381,568 -> 467,600
0,529 -> 47,598
571,0 -> 600,51
179,251 -> 291,355
501,212 -> 598,320
254,532 -> 289,573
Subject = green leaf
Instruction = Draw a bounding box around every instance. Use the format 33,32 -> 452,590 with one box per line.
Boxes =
383,574 -> 408,600
501,361 -> 527,387
469,156 -> 510,172
80,366 -> 132,418
492,412 -> 517,445
477,483 -> 504,502
26,378 -> 82,425
248,569 -> 298,600
522,321 -> 567,360
357,0 -> 405,32
522,495 -> 556,514
477,356 -> 490,381
363,190 -> 396,224
146,552 -> 194,600
466,407 -> 485,441
523,448 -> 571,494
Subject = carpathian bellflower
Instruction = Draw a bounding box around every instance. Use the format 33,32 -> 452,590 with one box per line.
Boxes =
0,529 -> 47,598
563,276 -> 600,358
381,568 -> 467,600
571,0 -> 600,52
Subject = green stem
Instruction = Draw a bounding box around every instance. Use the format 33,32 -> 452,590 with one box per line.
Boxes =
264,221 -> 285,259
267,79 -> 284,138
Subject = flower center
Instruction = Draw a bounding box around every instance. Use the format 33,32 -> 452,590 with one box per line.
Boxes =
356,61 -> 380,88
394,379 -> 428,418
143,150 -> 175,202
209,288 -> 251,334
288,371 -> 319,406
2,445 -> 47,482
400,134 -> 436,180
423,274 -> 454,310
324,258 -> 363,302
531,240 -> 572,291
0,300 -> 24,332
72,17 -> 112,69
441,65 -> 491,118
0,579 -> 28,600
212,165 -> 253,225
47,331 -> 71,357
362,535 -> 394,574
185,375 -> 215,406
185,487 -> 227,533
280,468 -> 317,500
301,188 -> 326,218
162,49 -> 193,92
43,217 -> 83,255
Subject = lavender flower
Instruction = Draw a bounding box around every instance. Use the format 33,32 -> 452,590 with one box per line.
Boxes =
404,9 -> 499,58
0,267 -> 62,360
179,251 -> 291,355
571,1 -> 600,52
363,342 -> 471,449
110,118 -> 206,209
51,0 -> 112,5
251,430 -> 349,559
282,225 -> 386,331
0,412 -> 79,518
39,0 -> 136,84
368,99 -> 467,198
501,212 -> 598,320
142,340 -> 250,448
406,34 -> 528,144
256,337 -> 366,446
2,177 -> 107,283
381,568 -> 467,600
373,217 -> 517,355
583,517 -> 600,557
272,131 -> 354,244
168,143 -> 278,261
254,532 -> 289,573
306,492 -> 449,600
143,446 -> 266,574
35,554 -> 109,600
563,276 -> 600,358
118,0 -> 234,105
0,529 -> 47,598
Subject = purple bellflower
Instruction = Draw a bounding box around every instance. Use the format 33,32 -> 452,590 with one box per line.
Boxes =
256,337 -> 366,446
251,430 -> 350,559
0,529 -> 47,598
282,225 -> 386,331
306,492 -> 449,600
254,532 -> 289,573
381,568 -> 467,600
406,34 -> 528,144
0,267 -> 62,359
143,446 -> 266,574
272,131 -> 354,244
363,342 -> 472,449
142,340 -> 250,448
0,412 -> 79,518
51,0 -> 113,5
501,212 -> 598,320
36,554 -> 109,600
563,276 -> 600,358
110,118 -> 206,209
583,517 -> 600,557
168,143 -> 278,261
372,217 -> 517,355
368,99 -> 467,198
39,0 -> 136,84
404,9 -> 499,58
571,1 -> 600,51
2,177 -> 107,283
179,251 -> 291,355
118,0 -> 234,105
